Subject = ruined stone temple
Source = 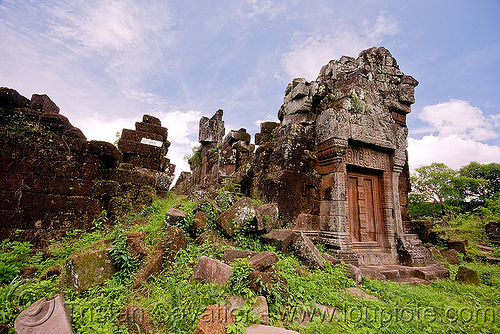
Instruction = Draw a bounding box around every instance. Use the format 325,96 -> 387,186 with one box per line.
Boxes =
175,47 -> 429,266
0,90 -> 176,244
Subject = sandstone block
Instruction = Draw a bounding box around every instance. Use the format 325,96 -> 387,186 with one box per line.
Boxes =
227,295 -> 269,325
261,229 -> 296,253
442,249 -> 460,265
226,129 -> 251,144
142,114 -> 161,126
163,226 -> 188,265
292,232 -> 324,269
216,197 -> 257,237
0,87 -> 30,108
88,140 -> 123,166
94,180 -> 119,198
30,94 -> 60,114
455,266 -> 479,285
118,139 -> 163,158
120,128 -> 163,143
344,287 -> 379,301
164,208 -> 188,226
247,251 -> 279,271
414,267 -> 450,281
15,294 -> 71,334
135,121 -> 168,140
191,256 -> 233,286
132,247 -> 164,289
64,248 -> 117,293
255,133 -> 272,145
255,203 -> 279,233
221,248 -> 258,263
260,121 -> 279,134
322,253 -> 342,266
199,109 -> 224,143
448,238 -> 468,255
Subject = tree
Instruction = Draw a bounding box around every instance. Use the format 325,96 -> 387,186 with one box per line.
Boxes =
410,163 -> 458,215
459,162 -> 500,203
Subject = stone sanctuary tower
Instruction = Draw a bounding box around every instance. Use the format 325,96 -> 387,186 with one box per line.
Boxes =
174,47 -> 430,266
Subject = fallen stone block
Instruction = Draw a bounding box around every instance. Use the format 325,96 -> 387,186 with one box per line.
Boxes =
132,247 -> 163,289
455,266 -> 479,285
292,232 -> 324,269
261,229 -> 295,253
247,251 -> 279,271
255,203 -> 279,233
142,114 -> 162,126
345,264 -> 363,285
163,226 -> 188,265
322,253 -> 342,266
191,256 -> 233,286
31,93 -> 60,114
414,266 -> 450,281
64,248 -> 117,293
194,304 -> 235,334
442,249 -> 460,265
15,294 -> 71,334
448,238 -> 468,255
221,248 -> 258,263
216,197 -> 257,237
164,208 -> 188,226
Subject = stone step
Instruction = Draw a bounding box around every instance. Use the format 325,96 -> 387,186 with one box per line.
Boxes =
477,244 -> 494,252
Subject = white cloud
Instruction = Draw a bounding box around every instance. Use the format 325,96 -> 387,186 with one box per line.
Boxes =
408,135 -> 500,170
281,12 -> 399,80
408,99 -> 500,170
243,0 -> 287,20
418,99 -> 499,141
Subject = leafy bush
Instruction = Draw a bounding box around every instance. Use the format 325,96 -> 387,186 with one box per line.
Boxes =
0,239 -> 31,285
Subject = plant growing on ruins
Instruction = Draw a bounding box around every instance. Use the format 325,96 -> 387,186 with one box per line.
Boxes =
0,239 -> 31,285
224,258 -> 253,298
109,232 -> 140,282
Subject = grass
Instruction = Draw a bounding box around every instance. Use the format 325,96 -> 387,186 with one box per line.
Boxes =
1,192 -> 500,333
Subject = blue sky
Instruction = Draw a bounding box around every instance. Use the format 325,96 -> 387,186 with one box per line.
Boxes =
1,0 -> 499,176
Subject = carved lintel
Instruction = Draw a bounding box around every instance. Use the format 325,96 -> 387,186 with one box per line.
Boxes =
315,138 -> 348,174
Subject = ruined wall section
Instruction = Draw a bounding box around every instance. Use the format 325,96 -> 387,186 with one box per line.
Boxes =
0,88 -> 174,245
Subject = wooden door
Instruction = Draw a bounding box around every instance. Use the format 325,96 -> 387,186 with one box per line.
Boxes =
347,172 -> 383,246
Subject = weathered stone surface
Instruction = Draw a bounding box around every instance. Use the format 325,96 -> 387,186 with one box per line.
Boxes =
64,248 -> 116,293
216,197 -> 257,237
199,109 -> 224,143
448,238 -> 468,255
132,247 -> 164,289
191,256 -> 233,286
135,122 -> 168,140
442,249 -> 460,265
344,287 -> 379,301
194,304 -> 235,334
0,87 -> 30,108
414,266 -> 450,281
15,294 -> 71,334
245,325 -> 299,334
322,253 -> 342,266
260,229 -> 296,253
126,236 -> 148,261
165,208 -> 188,226
192,211 -> 208,235
40,265 -> 61,280
221,248 -> 258,263
142,114 -> 161,126
247,251 -> 279,271
345,264 -> 363,285
260,121 -> 279,134
30,94 -> 60,114
455,266 -> 479,285
255,204 -> 279,233
19,266 -> 37,279
163,226 -> 188,265
292,232 -> 324,269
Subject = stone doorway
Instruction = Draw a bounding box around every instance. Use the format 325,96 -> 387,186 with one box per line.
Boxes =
347,170 -> 385,251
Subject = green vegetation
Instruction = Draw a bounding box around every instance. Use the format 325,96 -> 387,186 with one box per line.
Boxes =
1,170 -> 499,333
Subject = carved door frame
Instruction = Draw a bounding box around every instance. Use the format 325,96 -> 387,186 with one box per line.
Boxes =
347,169 -> 385,250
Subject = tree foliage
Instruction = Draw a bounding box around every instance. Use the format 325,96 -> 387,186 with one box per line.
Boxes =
409,161 -> 500,218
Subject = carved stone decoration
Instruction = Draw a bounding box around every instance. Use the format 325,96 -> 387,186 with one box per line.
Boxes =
15,294 -> 72,334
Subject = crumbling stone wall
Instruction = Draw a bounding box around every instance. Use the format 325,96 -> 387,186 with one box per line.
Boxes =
0,88 -> 175,245
174,47 -> 429,266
